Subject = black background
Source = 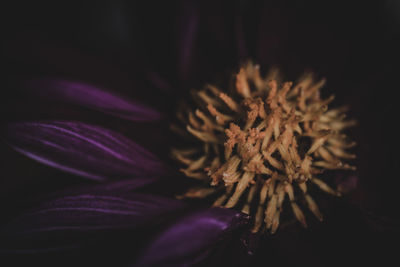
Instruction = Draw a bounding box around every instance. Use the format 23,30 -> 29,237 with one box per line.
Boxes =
1,1 -> 399,266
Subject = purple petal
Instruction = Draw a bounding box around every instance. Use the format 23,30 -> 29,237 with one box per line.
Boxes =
146,71 -> 173,92
235,13 -> 248,60
5,121 -> 168,181
136,208 -> 249,266
0,193 -> 186,253
47,178 -> 159,201
256,2 -> 289,65
335,174 -> 359,194
27,78 -> 161,122
178,1 -> 199,82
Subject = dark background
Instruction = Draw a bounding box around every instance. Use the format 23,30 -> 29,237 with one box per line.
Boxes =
1,1 -> 399,266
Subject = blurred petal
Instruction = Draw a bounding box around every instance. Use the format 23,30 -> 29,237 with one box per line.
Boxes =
0,193 -> 186,253
178,0 -> 199,83
49,178 -> 159,200
5,121 -> 168,181
256,2 -> 289,66
136,208 -> 248,266
146,71 -> 173,93
27,78 -> 161,122
235,6 -> 247,60
335,175 -> 359,194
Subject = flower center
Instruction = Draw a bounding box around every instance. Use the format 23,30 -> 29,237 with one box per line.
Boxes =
172,62 -> 356,233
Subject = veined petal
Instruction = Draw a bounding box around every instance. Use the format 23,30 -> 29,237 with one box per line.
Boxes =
5,121 -> 168,181
0,193 -> 186,253
27,78 -> 161,122
136,208 -> 248,266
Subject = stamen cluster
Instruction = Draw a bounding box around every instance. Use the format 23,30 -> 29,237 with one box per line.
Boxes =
172,62 -> 356,233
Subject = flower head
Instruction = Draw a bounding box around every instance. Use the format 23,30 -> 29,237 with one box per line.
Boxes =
173,61 -> 356,233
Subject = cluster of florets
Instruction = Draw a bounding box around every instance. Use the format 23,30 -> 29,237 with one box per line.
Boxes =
172,62 -> 356,233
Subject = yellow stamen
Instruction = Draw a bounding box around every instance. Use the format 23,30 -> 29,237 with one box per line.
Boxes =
172,61 -> 356,234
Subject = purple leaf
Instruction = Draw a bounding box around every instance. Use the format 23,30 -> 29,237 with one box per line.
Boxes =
27,78 -> 161,122
136,208 -> 249,266
5,121 -> 168,181
0,193 -> 186,253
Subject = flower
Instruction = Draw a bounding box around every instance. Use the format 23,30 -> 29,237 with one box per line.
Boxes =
2,1 -> 398,266
1,100 -> 249,266
173,61 -> 357,234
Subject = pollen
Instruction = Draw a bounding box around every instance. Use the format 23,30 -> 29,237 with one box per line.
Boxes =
171,62 -> 356,234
